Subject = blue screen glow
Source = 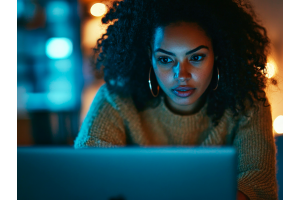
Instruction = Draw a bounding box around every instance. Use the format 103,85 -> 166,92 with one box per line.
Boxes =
17,0 -> 24,18
50,59 -> 72,73
47,92 -> 73,108
46,1 -> 70,23
46,37 -> 73,59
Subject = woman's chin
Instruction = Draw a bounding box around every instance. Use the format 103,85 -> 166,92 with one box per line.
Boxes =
169,96 -> 198,106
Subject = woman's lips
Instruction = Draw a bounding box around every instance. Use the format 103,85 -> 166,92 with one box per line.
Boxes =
172,88 -> 196,97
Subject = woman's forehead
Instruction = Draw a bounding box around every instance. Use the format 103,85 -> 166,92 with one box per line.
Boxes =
152,22 -> 212,52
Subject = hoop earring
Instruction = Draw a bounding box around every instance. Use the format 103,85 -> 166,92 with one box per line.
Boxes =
213,67 -> 219,91
148,67 -> 160,97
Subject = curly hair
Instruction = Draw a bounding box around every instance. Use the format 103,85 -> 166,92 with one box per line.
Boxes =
93,0 -> 274,126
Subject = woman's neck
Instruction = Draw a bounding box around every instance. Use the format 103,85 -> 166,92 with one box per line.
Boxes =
164,91 -> 208,116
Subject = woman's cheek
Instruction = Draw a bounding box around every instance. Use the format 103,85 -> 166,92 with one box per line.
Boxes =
203,69 -> 214,87
156,71 -> 169,85
156,71 -> 173,92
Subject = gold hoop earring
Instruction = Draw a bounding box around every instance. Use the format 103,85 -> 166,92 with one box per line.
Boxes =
148,67 -> 160,97
213,67 -> 219,91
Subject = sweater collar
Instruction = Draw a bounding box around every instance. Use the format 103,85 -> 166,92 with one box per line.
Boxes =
154,95 -> 210,132
160,95 -> 208,116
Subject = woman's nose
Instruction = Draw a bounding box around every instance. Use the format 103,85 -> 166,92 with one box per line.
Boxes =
174,63 -> 192,81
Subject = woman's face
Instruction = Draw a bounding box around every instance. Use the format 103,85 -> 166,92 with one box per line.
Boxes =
150,21 -> 215,114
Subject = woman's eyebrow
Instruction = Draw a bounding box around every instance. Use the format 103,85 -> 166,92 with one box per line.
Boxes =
154,45 -> 209,56
186,45 -> 209,55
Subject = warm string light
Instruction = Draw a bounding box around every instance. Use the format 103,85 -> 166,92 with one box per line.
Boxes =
90,3 -> 107,17
265,58 -> 281,135
264,58 -> 276,78
273,115 -> 283,134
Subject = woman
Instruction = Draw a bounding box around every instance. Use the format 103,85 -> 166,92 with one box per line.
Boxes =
74,0 -> 278,199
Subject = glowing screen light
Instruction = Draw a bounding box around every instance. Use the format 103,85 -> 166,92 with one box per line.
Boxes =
273,115 -> 283,134
17,0 -> 24,18
53,59 -> 72,72
45,76 -> 74,110
47,92 -> 73,106
90,3 -> 107,17
46,1 -> 70,22
48,76 -> 72,92
46,37 -> 73,59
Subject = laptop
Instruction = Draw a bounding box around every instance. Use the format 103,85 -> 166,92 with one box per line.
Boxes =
18,147 -> 237,200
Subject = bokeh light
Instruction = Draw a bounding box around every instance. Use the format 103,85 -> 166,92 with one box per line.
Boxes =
46,1 -> 70,22
46,37 -> 73,59
264,58 -> 276,78
90,3 -> 107,17
51,59 -> 72,73
17,0 -> 24,18
274,115 -> 283,134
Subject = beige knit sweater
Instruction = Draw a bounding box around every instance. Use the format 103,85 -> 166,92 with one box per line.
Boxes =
74,83 -> 278,200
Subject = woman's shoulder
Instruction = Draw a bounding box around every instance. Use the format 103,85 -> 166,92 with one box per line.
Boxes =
220,94 -> 272,128
95,83 -> 119,109
232,95 -> 272,126
75,83 -> 132,148
244,94 -> 271,116
91,83 -> 137,113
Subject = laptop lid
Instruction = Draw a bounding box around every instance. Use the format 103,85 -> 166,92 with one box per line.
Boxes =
18,147 -> 237,200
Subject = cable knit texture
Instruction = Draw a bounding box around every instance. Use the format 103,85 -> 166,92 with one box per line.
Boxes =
74,84 -> 278,200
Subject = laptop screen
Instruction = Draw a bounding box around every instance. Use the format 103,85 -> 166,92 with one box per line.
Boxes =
18,147 -> 237,200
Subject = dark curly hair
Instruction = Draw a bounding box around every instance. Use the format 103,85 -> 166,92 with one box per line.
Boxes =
93,0 -> 274,126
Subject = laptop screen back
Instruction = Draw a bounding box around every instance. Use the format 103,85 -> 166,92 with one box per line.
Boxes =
18,147 -> 237,200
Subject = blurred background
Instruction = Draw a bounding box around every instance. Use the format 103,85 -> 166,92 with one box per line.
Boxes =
17,0 -> 110,145
17,0 -> 283,145
16,0 -> 283,199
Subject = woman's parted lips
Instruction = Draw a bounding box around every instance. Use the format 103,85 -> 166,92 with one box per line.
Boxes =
172,86 -> 196,91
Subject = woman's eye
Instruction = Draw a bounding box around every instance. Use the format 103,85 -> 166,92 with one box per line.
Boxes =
191,55 -> 205,61
158,57 -> 173,64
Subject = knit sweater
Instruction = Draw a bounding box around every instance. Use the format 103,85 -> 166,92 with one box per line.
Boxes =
74,83 -> 278,200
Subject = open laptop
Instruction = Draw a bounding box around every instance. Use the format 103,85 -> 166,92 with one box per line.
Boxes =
18,147 -> 237,200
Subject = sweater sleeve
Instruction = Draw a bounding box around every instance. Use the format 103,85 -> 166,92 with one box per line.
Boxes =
233,99 -> 278,200
74,84 -> 126,148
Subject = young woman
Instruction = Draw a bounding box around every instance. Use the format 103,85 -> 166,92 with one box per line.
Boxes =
75,0 -> 278,199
